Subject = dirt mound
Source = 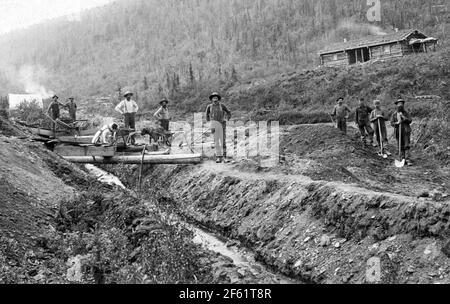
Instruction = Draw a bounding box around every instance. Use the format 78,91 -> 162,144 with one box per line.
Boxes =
145,162 -> 450,283
279,124 -> 449,199
0,117 -> 27,137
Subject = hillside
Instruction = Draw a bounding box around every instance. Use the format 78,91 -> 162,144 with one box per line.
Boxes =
0,0 -> 448,110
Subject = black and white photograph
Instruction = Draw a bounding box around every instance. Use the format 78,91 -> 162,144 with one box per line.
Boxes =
0,0 -> 449,293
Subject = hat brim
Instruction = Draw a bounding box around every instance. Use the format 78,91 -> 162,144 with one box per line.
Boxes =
209,95 -> 221,100
160,100 -> 169,105
124,93 -> 133,97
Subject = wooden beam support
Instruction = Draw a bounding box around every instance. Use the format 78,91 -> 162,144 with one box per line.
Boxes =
63,154 -> 202,165
55,145 -> 116,157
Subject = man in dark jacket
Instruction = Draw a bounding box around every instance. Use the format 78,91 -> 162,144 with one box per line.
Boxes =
205,92 -> 231,163
47,95 -> 63,136
331,97 -> 351,134
355,98 -> 374,145
65,97 -> 77,121
390,98 -> 413,165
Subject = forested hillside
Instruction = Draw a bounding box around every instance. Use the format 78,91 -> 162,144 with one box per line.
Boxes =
0,0 -> 448,109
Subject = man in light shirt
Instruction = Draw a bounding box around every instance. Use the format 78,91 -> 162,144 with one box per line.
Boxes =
153,99 -> 170,131
115,91 -> 138,144
92,123 -> 118,145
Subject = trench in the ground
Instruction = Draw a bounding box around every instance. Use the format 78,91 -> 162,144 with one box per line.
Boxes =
84,164 -> 298,284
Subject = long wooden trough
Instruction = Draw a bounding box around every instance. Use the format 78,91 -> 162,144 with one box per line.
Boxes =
62,154 -> 202,164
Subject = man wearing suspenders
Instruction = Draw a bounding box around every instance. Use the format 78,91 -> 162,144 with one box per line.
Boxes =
115,91 -> 139,144
205,92 -> 232,163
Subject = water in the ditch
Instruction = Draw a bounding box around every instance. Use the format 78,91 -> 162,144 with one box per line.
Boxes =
84,164 -> 298,284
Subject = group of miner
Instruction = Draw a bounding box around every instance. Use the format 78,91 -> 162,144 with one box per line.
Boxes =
46,91 -> 232,163
331,96 -> 413,165
47,91 -> 413,166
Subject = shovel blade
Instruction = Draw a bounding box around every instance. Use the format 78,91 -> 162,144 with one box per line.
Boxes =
395,159 -> 405,168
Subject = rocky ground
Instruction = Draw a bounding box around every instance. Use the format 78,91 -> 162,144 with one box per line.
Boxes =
139,123 -> 450,284
1,117 -> 289,284
2,112 -> 450,284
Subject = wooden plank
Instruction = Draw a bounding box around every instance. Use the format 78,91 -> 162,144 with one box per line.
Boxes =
63,154 -> 202,164
30,127 -> 67,137
55,145 -> 116,157
56,136 -> 94,144
79,128 -> 98,136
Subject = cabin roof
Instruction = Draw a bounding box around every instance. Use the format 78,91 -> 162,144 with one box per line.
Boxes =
318,29 -> 428,55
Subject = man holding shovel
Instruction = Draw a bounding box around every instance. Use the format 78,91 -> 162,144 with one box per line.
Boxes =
390,98 -> 413,166
370,100 -> 389,158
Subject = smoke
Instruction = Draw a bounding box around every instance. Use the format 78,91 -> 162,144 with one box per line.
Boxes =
337,19 -> 387,36
1,64 -> 54,99
368,25 -> 387,36
18,65 -> 55,99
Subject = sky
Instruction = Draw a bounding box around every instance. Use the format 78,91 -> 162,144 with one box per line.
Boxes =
0,0 -> 114,34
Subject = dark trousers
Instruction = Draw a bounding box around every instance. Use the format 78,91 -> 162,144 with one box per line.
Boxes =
337,118 -> 347,134
373,119 -> 388,146
358,120 -> 374,142
222,121 -> 227,157
394,126 -> 411,158
124,113 -> 136,144
51,113 -> 59,136
159,119 -> 170,131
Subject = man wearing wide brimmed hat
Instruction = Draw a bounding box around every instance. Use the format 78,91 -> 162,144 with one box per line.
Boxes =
64,97 -> 77,121
154,99 -> 171,131
205,92 -> 232,163
46,95 -> 64,136
390,98 -> 413,165
115,91 -> 139,144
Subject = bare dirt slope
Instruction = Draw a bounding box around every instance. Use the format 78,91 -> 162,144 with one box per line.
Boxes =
145,123 -> 450,284
279,124 -> 450,198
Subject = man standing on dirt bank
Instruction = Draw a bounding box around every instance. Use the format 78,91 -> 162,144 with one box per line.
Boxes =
47,95 -> 63,136
370,100 -> 389,154
205,92 -> 231,163
115,91 -> 138,144
65,97 -> 77,121
154,99 -> 170,131
331,97 -> 351,134
390,98 -> 413,165
355,98 -> 374,145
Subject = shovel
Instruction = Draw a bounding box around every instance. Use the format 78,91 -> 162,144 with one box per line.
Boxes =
395,121 -> 405,168
377,118 -> 388,159
329,114 -> 337,128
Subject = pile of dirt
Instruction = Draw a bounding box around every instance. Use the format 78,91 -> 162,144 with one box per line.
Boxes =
0,132 -> 276,284
0,117 -> 28,137
145,162 -> 450,284
279,124 -> 450,199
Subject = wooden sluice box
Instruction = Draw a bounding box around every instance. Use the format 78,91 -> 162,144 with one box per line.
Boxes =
54,144 -> 116,157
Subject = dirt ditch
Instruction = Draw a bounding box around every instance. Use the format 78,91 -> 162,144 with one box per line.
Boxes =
127,124 -> 450,284
0,126 -> 295,283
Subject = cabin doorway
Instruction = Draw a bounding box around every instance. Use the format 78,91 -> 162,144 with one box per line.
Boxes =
347,48 -> 370,65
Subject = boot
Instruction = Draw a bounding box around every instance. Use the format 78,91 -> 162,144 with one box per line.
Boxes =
222,152 -> 230,163
405,150 -> 412,166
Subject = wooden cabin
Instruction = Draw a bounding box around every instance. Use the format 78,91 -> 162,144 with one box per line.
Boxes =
318,29 -> 438,67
